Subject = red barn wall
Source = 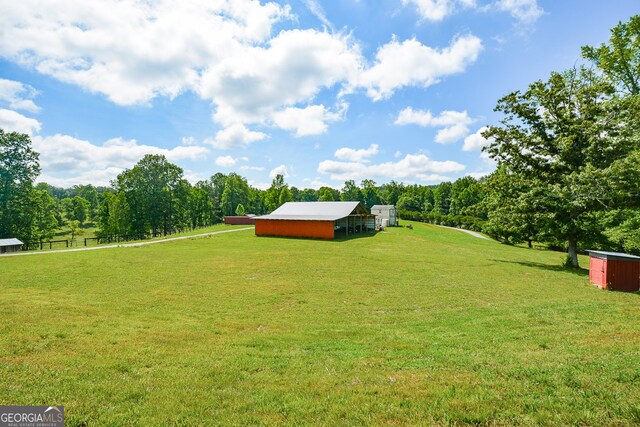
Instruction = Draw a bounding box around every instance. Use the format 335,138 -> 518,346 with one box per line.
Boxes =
255,219 -> 334,240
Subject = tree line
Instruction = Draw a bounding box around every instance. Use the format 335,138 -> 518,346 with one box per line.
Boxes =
1,17 -> 639,267
0,134 -> 488,247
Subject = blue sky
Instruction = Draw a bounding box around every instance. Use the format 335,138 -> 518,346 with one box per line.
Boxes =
0,0 -> 637,189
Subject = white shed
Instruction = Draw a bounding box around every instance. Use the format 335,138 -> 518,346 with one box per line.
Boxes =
0,238 -> 23,254
370,205 -> 397,227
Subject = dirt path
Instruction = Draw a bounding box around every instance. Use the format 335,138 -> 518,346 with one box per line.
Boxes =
0,227 -> 254,257
432,224 -> 489,240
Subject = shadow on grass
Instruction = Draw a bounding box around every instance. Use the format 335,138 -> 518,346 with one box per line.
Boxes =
333,231 -> 379,243
255,231 -> 379,243
492,259 -> 590,277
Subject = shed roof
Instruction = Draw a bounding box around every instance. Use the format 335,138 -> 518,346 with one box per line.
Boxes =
0,238 -> 23,247
588,250 -> 640,262
256,201 -> 370,221
371,205 -> 395,210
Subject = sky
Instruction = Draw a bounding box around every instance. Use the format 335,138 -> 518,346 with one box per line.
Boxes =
0,1 -> 638,190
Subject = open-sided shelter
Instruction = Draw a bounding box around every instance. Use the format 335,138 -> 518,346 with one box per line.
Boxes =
255,202 -> 375,240
0,238 -> 23,254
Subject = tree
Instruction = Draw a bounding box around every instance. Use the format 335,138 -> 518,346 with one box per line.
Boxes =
449,176 -> 483,216
582,15 -> 640,95
114,154 -> 185,236
360,179 -> 380,208
70,196 -> 90,225
74,185 -> 99,222
379,181 -> 404,206
235,203 -> 245,216
482,167 -> 540,246
0,130 -> 41,244
97,191 -> 130,236
299,188 -> 318,202
188,181 -> 215,228
264,174 -> 290,211
433,182 -> 452,215
67,220 -> 82,241
32,189 -> 58,242
483,67 -> 640,267
318,186 -> 339,201
340,180 -> 362,202
220,173 -> 250,216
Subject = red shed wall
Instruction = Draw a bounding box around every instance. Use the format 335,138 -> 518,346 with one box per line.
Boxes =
589,257 -> 606,287
255,219 -> 334,240
224,216 -> 256,225
607,260 -> 640,292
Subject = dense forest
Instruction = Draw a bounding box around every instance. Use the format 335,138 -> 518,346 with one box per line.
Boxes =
1,16 -> 640,267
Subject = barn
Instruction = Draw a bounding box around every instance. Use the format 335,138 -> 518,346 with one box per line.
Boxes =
371,205 -> 397,227
255,202 -> 375,240
588,250 -> 640,292
0,238 -> 23,254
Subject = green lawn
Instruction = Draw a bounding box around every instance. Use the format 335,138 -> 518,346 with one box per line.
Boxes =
33,223 -> 244,251
1,222 -> 639,425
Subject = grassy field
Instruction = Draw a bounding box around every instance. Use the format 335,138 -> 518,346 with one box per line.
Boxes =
31,223 -> 243,251
1,222 -> 639,425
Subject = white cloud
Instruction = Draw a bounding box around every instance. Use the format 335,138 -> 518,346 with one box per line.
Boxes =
463,126 -> 493,151
394,151 -> 403,158
334,144 -> 379,162
318,153 -> 464,182
248,180 -> 271,190
206,124 -> 268,150
271,103 -> 345,137
302,0 -> 335,31
240,165 -> 266,172
269,164 -> 289,178
0,0 -> 291,105
0,1 -> 492,141
181,136 -> 198,146
215,155 -> 237,167
202,29 -> 361,129
395,108 -> 474,144
402,0 -> 476,22
37,168 -> 126,188
435,123 -> 470,144
0,109 -> 42,135
32,134 -> 208,185
0,79 -> 41,113
403,0 -> 542,24
496,0 -> 543,23
303,178 -> 335,190
356,35 -> 482,100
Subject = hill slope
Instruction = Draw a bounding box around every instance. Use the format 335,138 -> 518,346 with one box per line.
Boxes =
1,223 -> 639,425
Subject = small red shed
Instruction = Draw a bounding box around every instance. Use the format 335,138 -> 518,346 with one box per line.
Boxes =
588,250 -> 640,292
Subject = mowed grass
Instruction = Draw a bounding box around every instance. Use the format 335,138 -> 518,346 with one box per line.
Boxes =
1,222 -> 639,426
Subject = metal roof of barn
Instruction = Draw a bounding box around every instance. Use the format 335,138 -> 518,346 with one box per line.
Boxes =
0,238 -> 23,247
371,205 -> 395,210
256,201 -> 370,221
588,250 -> 640,261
